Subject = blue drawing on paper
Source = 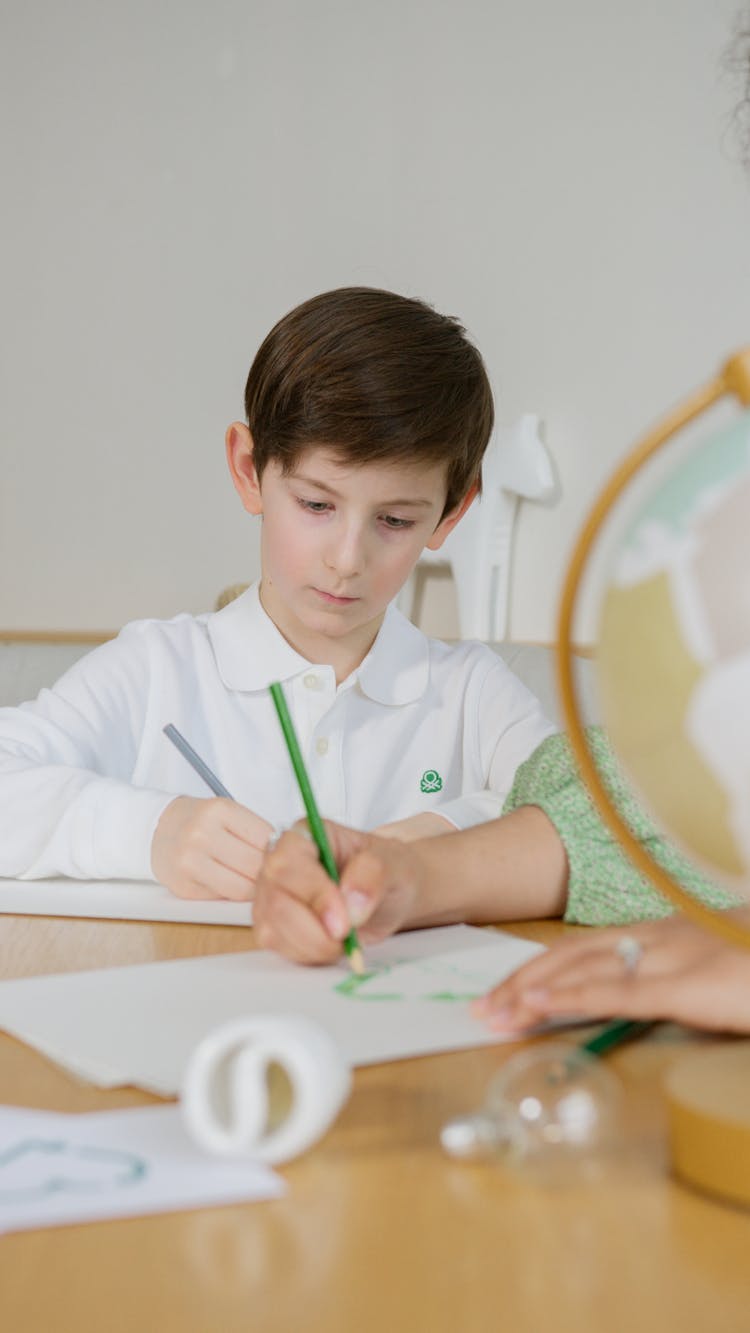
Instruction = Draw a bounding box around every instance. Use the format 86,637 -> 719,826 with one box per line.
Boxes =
0,1138 -> 148,1202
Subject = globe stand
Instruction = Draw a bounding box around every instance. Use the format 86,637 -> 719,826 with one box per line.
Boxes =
664,1043 -> 750,1209
557,347 -> 750,1209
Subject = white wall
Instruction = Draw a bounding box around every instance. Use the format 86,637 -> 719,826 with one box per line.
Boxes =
2,0 -> 748,641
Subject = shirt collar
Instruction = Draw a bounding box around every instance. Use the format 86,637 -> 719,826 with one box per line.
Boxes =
207,582 -> 430,703
207,583 -> 313,691
353,602 -> 430,704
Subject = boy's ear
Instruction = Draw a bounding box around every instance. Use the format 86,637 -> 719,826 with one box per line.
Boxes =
424,482 -> 479,551
225,422 -> 263,516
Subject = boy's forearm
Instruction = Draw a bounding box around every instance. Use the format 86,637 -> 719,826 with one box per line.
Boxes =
0,756 -> 168,881
403,806 -> 569,928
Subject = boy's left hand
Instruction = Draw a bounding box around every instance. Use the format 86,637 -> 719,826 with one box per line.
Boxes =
374,812 -> 454,842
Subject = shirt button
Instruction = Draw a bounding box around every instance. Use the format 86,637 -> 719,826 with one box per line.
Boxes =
315,737 -> 329,756
303,673 -> 320,690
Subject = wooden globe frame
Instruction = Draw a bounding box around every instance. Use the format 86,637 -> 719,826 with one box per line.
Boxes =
556,348 -> 750,950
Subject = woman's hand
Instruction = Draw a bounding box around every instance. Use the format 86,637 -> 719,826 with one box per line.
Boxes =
151,796 -> 274,900
253,822 -> 428,964
471,913 -> 750,1035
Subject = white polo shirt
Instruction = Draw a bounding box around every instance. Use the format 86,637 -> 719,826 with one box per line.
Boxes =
0,584 -> 555,882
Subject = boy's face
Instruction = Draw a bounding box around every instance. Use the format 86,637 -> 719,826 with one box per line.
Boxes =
226,428 -> 474,668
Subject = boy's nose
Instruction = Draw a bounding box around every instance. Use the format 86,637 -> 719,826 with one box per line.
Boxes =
324,525 -> 364,578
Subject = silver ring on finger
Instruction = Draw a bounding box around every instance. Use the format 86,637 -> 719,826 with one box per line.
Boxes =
266,826 -> 286,853
290,823 -> 314,843
615,935 -> 643,976
266,824 -> 313,854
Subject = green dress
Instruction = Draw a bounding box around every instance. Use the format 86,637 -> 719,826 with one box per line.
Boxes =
502,727 -> 740,925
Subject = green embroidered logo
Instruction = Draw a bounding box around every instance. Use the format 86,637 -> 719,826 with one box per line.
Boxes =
420,769 -> 443,793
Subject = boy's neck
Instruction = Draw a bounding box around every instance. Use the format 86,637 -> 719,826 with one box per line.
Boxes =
258,582 -> 384,685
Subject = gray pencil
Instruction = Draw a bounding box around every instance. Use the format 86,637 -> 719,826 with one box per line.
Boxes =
162,723 -> 233,799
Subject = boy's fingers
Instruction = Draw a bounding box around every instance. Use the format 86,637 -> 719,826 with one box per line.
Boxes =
213,836 -> 265,883
168,851 -> 257,902
202,852 -> 261,900
168,826 -> 264,896
222,802 -> 274,848
170,799 -> 270,860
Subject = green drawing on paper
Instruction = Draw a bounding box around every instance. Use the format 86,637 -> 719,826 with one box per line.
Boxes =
334,958 -> 483,1004
335,971 -> 401,1000
0,1137 -> 148,1203
422,991 -> 482,1002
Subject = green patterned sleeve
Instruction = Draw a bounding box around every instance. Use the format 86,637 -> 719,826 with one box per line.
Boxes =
502,727 -> 740,925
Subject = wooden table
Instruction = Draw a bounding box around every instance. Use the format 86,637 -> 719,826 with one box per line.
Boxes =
1,913 -> 749,1333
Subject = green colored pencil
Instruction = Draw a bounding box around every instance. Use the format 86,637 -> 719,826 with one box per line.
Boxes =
269,680 -> 364,974
580,1018 -> 655,1058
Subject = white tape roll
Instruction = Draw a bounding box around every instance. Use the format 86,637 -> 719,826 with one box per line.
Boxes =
181,1015 -> 351,1165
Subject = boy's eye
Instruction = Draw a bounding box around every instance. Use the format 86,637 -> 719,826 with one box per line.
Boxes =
381,515 -> 415,530
297,498 -> 332,514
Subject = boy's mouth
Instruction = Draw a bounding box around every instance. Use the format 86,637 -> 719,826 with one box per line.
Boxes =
312,588 -> 359,606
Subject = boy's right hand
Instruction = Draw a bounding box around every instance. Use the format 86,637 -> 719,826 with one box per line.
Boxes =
151,796 -> 274,900
253,822 -> 427,964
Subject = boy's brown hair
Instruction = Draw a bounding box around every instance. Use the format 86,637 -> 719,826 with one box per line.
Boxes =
244,287 -> 493,518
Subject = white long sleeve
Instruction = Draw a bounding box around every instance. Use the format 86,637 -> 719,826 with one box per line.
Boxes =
0,628 -> 174,880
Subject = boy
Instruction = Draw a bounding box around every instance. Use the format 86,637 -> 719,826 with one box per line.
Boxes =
0,287 -> 555,900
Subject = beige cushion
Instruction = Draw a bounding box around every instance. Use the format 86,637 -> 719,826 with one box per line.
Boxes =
0,632 -> 597,722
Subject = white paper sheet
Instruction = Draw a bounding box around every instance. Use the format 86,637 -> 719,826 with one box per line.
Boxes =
0,1103 -> 283,1234
0,877 -> 252,926
0,925 -> 543,1095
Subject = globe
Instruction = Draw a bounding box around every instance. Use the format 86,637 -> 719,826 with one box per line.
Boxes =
555,352 -> 750,1209
596,409 -> 750,891
556,348 -> 750,938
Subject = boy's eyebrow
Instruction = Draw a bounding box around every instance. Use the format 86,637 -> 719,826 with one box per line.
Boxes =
292,473 -> 435,508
